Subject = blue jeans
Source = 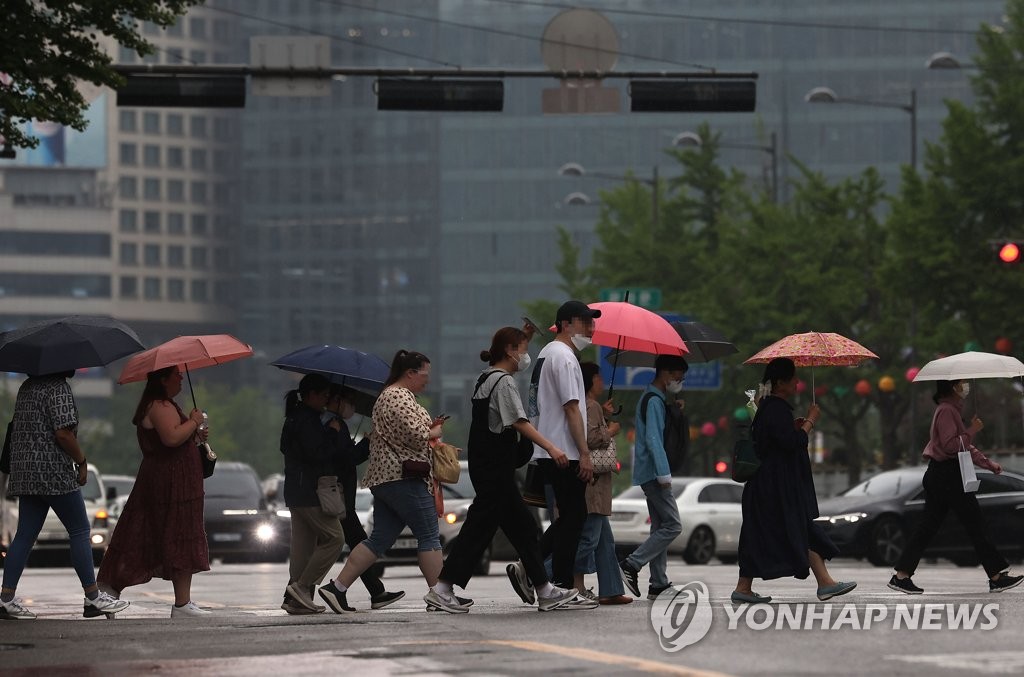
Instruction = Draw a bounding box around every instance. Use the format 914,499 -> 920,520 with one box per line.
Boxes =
625,480 -> 682,589
543,515 -> 625,598
363,479 -> 441,556
2,491 -> 96,592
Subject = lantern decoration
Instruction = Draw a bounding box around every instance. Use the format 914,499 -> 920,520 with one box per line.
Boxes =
689,425 -> 701,441
964,340 -> 982,352
626,428 -> 636,443
905,366 -> 920,382
832,385 -> 850,398
733,407 -> 750,421
717,415 -> 730,431
795,379 -> 807,394
878,375 -> 896,393
996,337 -> 1013,354
854,379 -> 871,397
701,421 -> 717,437
814,385 -> 829,398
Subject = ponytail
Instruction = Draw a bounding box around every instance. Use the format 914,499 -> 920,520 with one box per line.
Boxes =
283,373 -> 331,415
386,349 -> 430,386
481,327 -> 528,366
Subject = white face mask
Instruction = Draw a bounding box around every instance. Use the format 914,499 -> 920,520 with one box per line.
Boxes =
956,383 -> 970,398
666,380 -> 683,394
571,334 -> 592,351
514,351 -> 532,372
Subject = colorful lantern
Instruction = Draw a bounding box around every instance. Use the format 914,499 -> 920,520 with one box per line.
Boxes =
796,379 -> 807,394
733,407 -> 750,421
996,337 -> 1013,354
689,425 -> 700,441
814,385 -> 829,398
905,366 -> 920,382
964,341 -> 982,352
700,422 -> 717,437
878,376 -> 896,393
854,379 -> 872,397
717,415 -> 729,431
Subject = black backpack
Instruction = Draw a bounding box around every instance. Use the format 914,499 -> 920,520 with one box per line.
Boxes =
640,392 -> 690,476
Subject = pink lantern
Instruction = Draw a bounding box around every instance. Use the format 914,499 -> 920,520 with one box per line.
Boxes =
814,385 -> 829,398
717,415 -> 729,431
996,337 -> 1013,354
795,379 -> 807,394
905,366 -> 920,382
854,379 -> 872,397
700,421 -> 717,437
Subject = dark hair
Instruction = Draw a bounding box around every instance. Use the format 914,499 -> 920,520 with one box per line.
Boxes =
284,373 -> 332,415
327,384 -> 355,402
580,361 -> 601,393
933,379 -> 960,404
385,350 -> 430,386
654,354 -> 689,374
763,357 -> 796,389
132,366 -> 177,426
480,326 -> 529,365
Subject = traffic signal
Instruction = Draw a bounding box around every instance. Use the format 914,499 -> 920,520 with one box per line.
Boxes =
998,242 -> 1021,263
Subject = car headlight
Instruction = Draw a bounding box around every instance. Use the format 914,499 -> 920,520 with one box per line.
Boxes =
276,508 -> 291,519
255,523 -> 276,542
815,512 -> 868,525
444,509 -> 467,525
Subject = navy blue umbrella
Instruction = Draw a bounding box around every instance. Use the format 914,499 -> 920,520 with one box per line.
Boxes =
271,345 -> 390,414
0,315 -> 145,376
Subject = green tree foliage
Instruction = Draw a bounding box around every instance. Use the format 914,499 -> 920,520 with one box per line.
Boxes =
1,1 -> 201,150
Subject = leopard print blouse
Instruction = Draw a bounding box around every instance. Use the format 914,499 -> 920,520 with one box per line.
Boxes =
361,385 -> 434,492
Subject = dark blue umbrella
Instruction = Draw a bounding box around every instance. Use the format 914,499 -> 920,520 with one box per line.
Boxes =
271,344 -> 390,410
0,315 -> 145,376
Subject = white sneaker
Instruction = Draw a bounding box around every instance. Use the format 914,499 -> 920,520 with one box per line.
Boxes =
171,601 -> 212,618
537,586 -> 578,612
555,594 -> 599,610
424,589 -> 470,614
0,597 -> 36,620
506,561 -> 536,605
83,591 -> 130,618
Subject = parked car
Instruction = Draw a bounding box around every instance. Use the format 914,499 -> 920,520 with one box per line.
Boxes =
816,466 -> 1024,567
204,462 -> 289,563
609,477 -> 743,564
103,473 -> 135,520
29,464 -> 111,566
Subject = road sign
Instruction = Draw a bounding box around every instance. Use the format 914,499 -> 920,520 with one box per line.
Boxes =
599,287 -> 661,309
600,349 -> 722,391
250,36 -> 331,97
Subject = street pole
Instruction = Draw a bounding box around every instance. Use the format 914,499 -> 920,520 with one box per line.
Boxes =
651,165 -> 659,247
769,131 -> 779,204
907,89 -> 918,459
909,89 -> 917,171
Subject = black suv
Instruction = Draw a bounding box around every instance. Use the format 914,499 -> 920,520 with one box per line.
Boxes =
204,462 -> 289,563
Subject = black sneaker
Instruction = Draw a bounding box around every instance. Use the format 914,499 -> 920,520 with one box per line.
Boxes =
647,583 -> 674,601
619,560 -> 641,597
888,575 -> 924,595
318,581 -> 356,613
989,572 -> 1024,593
370,590 -> 406,609
426,594 -> 474,611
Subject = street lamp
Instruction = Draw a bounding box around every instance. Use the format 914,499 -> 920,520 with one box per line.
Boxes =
805,86 -> 917,171
673,130 -> 779,203
557,162 -> 660,231
926,51 -> 965,70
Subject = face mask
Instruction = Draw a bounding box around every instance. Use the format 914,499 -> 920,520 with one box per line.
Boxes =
514,352 -> 532,372
667,380 -> 683,394
956,383 -> 970,398
571,334 -> 592,351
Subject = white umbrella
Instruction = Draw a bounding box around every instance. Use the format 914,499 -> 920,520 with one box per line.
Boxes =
913,351 -> 1024,381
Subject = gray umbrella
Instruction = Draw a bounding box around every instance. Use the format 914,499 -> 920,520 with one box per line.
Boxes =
0,315 -> 145,375
605,321 -> 737,366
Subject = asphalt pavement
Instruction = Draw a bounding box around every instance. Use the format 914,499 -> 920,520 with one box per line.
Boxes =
1,558 -> 1023,676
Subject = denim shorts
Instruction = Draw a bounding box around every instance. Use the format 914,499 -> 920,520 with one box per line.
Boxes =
363,479 -> 441,556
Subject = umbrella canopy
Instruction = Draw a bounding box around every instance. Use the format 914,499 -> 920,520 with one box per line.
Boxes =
913,351 -> 1024,382
0,315 -> 144,375
588,302 -> 688,356
271,344 -> 389,393
118,334 -> 253,384
606,320 -> 736,366
744,332 -> 878,367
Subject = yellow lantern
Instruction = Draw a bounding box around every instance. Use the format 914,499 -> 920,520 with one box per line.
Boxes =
878,375 -> 896,393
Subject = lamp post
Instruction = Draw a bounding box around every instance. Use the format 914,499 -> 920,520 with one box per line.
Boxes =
805,86 -> 917,171
673,130 -> 779,203
558,162 -> 660,234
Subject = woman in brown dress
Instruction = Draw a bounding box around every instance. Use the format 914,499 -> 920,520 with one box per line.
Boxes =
97,366 -> 212,618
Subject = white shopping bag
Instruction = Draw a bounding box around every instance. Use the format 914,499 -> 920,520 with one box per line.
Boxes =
958,438 -> 980,493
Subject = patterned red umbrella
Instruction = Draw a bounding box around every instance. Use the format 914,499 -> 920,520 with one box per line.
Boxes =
744,332 -> 877,367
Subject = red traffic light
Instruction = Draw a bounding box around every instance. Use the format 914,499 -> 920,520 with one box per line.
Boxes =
714,460 -> 729,474
999,242 -> 1021,263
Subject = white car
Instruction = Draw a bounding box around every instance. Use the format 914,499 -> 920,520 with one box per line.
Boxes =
609,477 -> 744,564
32,464 -> 112,566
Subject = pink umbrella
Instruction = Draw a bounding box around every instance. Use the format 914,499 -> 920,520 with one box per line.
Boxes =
588,302 -> 688,356
744,332 -> 878,402
118,334 -> 253,408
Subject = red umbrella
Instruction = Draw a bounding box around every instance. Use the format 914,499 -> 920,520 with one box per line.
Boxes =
744,332 -> 878,402
588,302 -> 688,356
118,334 -> 253,407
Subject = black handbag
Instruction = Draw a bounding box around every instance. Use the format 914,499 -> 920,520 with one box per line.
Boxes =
199,442 -> 216,479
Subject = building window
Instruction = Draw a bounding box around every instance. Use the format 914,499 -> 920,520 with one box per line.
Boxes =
168,245 -> 185,268
143,112 -> 160,134
190,148 -> 207,170
120,276 -> 138,298
167,147 -> 184,169
190,116 -> 207,139
168,278 -> 185,301
118,46 -> 136,64
164,47 -> 184,64
119,143 -> 137,165
213,118 -> 232,141
167,113 -> 184,136
190,246 -> 208,269
143,178 -> 161,201
118,111 -> 137,132
213,247 -> 230,268
119,210 -> 138,232
167,212 -> 185,235
144,277 -> 161,300
119,177 -> 137,200
166,20 -> 184,37
191,279 -> 208,302
191,181 -> 207,204
143,144 -> 160,167
214,279 -> 232,304
191,214 -> 207,236
189,17 -> 206,38
119,242 -> 137,265
144,244 -> 160,266
143,211 -> 161,233
167,179 -> 184,201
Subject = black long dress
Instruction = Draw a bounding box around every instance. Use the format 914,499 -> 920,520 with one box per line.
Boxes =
737,395 -> 838,580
